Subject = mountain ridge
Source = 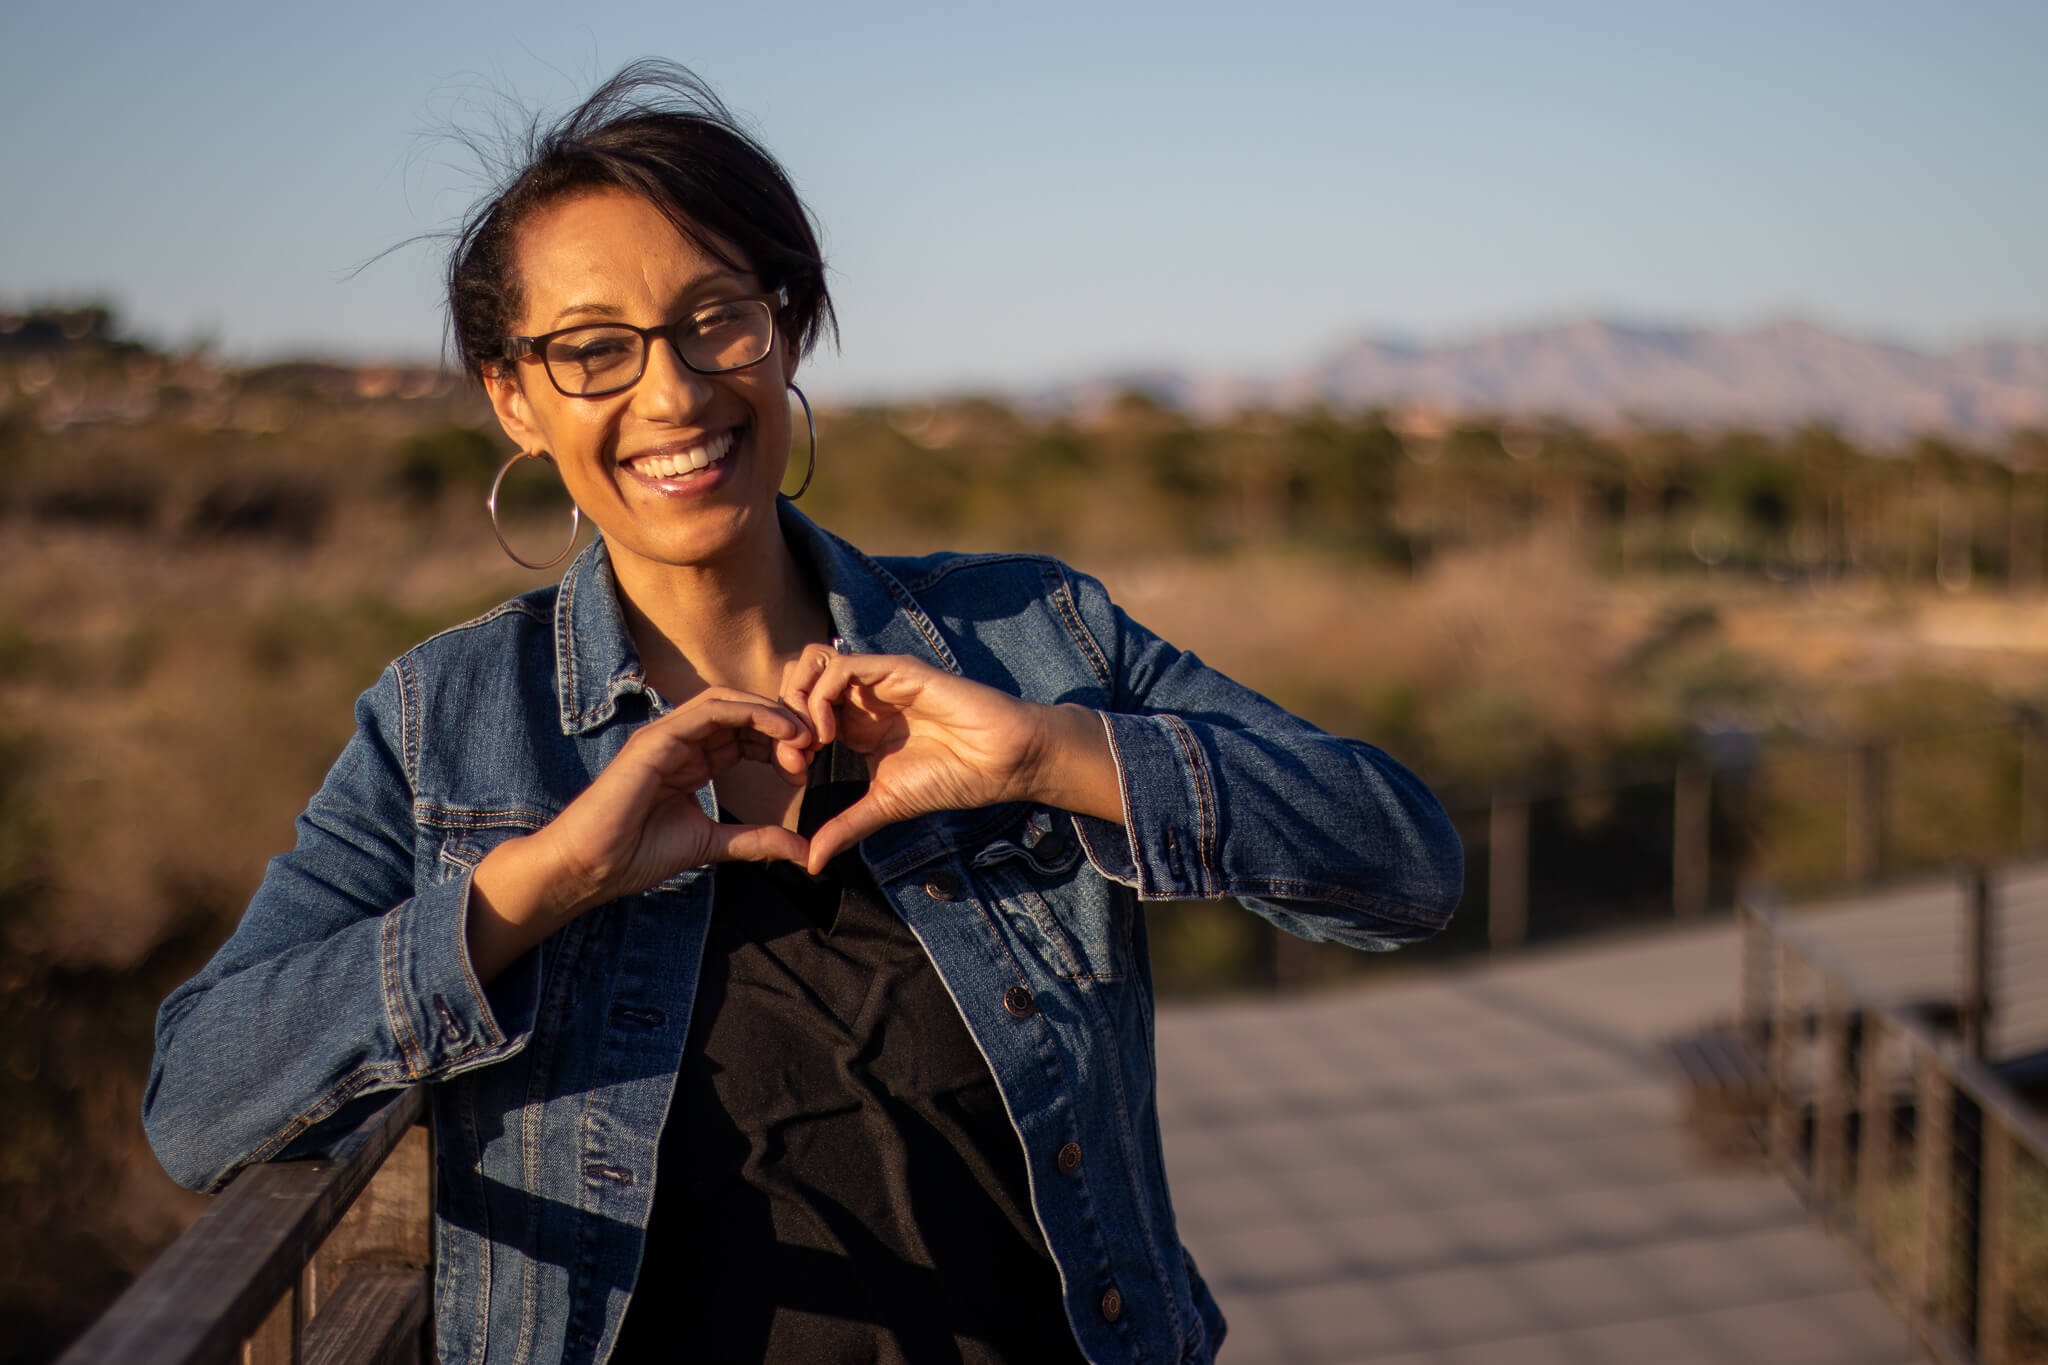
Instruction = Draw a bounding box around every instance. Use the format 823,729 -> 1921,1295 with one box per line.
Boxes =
1044,317 -> 2048,443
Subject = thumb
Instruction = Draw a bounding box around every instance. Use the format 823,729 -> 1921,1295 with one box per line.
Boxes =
805,794 -> 902,875
703,821 -> 811,867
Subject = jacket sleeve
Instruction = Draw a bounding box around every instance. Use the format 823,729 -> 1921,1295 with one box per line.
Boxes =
1057,566 -> 1463,950
143,663 -> 541,1192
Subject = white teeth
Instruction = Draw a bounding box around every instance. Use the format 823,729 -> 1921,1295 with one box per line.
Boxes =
635,430 -> 736,480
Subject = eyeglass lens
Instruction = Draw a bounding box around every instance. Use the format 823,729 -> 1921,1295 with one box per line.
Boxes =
542,300 -> 773,395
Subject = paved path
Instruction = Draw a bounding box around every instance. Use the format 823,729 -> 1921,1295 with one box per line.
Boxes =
1153,918 -> 1921,1365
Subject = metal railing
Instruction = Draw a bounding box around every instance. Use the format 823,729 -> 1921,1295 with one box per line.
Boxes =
1740,898 -> 2048,1365
56,1088 -> 432,1365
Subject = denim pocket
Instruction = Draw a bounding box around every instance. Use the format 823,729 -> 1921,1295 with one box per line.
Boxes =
423,804 -> 549,873
431,819 -> 543,881
973,809 -> 1130,980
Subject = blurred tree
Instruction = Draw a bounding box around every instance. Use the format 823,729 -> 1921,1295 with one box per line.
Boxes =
391,424 -> 502,506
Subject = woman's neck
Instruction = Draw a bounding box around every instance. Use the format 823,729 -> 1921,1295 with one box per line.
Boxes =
610,522 -> 832,704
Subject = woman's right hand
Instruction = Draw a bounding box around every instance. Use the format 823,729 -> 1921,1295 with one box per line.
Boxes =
464,689 -> 814,983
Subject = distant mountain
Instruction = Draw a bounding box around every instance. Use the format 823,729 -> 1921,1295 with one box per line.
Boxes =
1051,318 -> 2048,443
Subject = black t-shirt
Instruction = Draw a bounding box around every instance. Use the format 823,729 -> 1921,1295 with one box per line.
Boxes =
611,748 -> 1085,1364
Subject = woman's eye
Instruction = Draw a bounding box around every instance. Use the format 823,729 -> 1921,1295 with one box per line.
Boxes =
557,334 -> 635,365
692,305 -> 748,334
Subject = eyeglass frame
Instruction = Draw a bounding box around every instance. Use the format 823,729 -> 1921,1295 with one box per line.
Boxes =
499,285 -> 789,398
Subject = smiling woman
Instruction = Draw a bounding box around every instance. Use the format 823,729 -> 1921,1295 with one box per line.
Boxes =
140,59 -> 1464,1365
484,189 -> 800,584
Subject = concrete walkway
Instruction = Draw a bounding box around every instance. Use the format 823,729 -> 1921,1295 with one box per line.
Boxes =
1154,919 -> 1921,1365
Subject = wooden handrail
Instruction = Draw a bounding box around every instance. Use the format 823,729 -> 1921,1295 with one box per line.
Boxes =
1744,900 -> 2048,1171
58,1087 -> 431,1365
1740,893 -> 2048,1365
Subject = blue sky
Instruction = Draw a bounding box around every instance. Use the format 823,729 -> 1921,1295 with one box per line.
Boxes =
2,2 -> 2042,398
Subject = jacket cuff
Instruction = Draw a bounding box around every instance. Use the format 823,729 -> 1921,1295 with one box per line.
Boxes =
1072,709 -> 1214,899
378,870 -> 537,1078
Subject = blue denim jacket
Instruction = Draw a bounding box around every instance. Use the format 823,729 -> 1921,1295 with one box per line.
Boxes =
145,504 -> 1463,1365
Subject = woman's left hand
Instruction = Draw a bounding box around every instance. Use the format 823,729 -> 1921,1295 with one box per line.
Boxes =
779,645 -> 1124,873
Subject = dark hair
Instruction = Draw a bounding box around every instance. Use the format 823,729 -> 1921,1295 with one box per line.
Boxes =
446,60 -> 836,380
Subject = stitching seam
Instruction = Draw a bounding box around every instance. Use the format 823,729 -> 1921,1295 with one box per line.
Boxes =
1162,716 -> 1215,897
827,526 -> 961,672
1048,565 -> 1113,691
380,908 -> 424,1074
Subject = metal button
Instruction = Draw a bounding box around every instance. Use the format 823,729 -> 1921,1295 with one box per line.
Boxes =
1003,986 -> 1036,1019
924,870 -> 962,901
1056,1141 -> 1083,1174
1099,1286 -> 1122,1323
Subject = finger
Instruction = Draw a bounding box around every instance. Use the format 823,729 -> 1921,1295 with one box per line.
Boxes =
777,645 -> 836,713
703,821 -> 811,866
731,730 -> 792,768
641,696 -> 813,753
674,674 -> 814,784
773,736 -> 812,783
778,643 -> 838,700
804,794 -> 902,875
773,646 -> 834,749
800,653 -> 882,741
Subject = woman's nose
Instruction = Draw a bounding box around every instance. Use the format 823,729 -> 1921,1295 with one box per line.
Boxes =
633,334 -> 716,419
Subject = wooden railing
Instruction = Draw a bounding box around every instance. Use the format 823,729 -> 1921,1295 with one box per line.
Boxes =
1452,708 -> 2048,956
57,1088 -> 432,1365
1740,898 -> 2048,1365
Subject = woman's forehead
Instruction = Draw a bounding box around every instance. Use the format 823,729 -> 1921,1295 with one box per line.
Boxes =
510,188 -> 754,326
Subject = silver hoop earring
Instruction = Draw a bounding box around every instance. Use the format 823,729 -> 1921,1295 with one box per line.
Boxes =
488,451 -> 582,570
784,383 -> 817,500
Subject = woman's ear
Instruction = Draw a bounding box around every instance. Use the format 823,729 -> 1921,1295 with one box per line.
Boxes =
483,365 -> 544,454
776,327 -> 798,389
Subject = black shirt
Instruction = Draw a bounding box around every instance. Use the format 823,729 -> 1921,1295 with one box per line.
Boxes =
611,748 -> 1085,1364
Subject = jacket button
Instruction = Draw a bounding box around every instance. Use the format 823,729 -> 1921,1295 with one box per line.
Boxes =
1056,1141 -> 1083,1174
924,870 -> 962,901
1003,986 -> 1036,1019
1099,1286 -> 1122,1323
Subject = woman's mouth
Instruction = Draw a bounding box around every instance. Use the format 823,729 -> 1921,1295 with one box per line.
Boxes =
621,428 -> 740,491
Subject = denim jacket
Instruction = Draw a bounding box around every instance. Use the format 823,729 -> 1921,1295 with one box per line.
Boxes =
145,503 -> 1463,1365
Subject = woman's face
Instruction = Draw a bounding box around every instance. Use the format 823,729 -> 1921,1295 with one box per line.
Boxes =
484,187 -> 796,579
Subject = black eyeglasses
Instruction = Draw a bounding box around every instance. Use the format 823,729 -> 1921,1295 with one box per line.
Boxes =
502,286 -> 787,397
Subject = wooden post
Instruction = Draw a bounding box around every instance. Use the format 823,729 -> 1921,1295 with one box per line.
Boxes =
1846,742 -> 1885,884
1268,929 -> 1315,993
2020,710 -> 2048,853
1488,794 -> 1529,953
308,1121 -> 433,1364
325,1122 -> 433,1270
240,1283 -> 298,1365
1814,980 -> 1849,1200
1673,766 -> 1711,920
1978,1116 -> 2013,1365
1738,904 -> 1768,1051
1770,940 -> 1802,1170
1962,868 -> 1992,1063
1858,1016 -> 1893,1238
1915,1050 -> 1954,1327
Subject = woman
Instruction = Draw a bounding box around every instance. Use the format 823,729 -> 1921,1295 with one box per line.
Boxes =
145,62 -> 1462,1365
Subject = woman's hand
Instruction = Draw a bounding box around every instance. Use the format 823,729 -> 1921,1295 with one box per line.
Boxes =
780,645 -> 1124,873
465,689 -> 813,982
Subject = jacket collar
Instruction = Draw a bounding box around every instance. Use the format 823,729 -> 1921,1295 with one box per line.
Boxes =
553,500 -> 961,736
